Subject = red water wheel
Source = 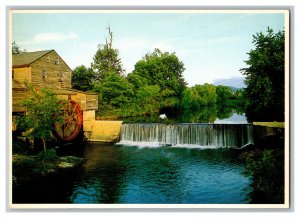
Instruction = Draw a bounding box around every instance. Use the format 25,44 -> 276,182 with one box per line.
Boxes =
54,100 -> 83,141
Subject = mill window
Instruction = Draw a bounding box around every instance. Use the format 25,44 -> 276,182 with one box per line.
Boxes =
42,69 -> 46,80
55,58 -> 60,65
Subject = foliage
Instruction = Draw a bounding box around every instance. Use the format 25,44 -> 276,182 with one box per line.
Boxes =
194,83 -> 217,105
91,27 -> 125,82
71,65 -> 95,91
242,149 -> 284,203
181,88 -> 196,110
94,48 -> 188,118
93,72 -> 134,110
127,73 -> 148,89
131,48 -> 187,109
216,85 -> 233,103
37,148 -> 58,162
135,85 -> 161,113
78,28 -> 251,118
181,83 -> 217,110
17,82 -> 66,152
12,139 -> 30,154
94,71 -> 162,118
240,28 -> 285,121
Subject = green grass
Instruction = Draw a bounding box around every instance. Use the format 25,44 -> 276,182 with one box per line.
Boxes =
253,122 -> 284,128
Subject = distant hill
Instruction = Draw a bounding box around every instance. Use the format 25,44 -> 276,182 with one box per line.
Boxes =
213,77 -> 246,88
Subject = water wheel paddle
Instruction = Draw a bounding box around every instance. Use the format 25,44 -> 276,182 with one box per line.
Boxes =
54,100 -> 83,141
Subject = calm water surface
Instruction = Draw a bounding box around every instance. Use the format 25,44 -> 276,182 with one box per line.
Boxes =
70,143 -> 250,204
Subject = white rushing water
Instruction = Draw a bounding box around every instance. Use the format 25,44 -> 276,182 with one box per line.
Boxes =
118,123 -> 254,148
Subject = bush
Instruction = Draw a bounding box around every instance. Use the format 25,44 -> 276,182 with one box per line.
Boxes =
37,149 -> 58,162
243,149 -> 284,204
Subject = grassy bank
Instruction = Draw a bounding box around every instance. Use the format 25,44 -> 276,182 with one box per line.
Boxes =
13,153 -> 83,185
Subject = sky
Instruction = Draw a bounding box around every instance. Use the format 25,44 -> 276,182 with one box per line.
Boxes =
11,11 -> 286,86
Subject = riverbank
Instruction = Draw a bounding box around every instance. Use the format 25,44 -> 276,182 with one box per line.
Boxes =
13,154 -> 83,184
235,121 -> 285,204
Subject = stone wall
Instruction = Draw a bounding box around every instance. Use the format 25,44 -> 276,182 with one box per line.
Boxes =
83,110 -> 122,142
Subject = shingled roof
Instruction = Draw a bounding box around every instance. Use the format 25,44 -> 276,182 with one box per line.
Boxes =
12,50 -> 53,67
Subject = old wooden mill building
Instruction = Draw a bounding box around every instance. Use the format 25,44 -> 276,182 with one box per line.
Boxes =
12,49 -> 122,142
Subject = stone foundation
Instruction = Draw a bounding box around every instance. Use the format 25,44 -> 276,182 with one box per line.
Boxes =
83,110 -> 122,142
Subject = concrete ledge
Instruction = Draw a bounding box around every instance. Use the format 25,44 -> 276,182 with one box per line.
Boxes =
252,124 -> 284,149
87,120 -> 123,142
83,110 -> 95,121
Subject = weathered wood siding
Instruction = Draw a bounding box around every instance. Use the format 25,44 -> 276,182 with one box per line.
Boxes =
55,90 -> 98,111
30,50 -> 72,89
12,67 -> 30,88
70,93 -> 98,111
12,89 -> 27,112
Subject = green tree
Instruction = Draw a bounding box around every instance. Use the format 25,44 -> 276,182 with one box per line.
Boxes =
127,73 -> 148,90
216,85 -> 233,103
181,87 -> 201,110
240,28 -> 285,121
181,84 -> 217,110
17,82 -> 66,153
181,88 -> 194,110
93,73 -> 134,111
135,85 -> 161,114
131,48 -> 186,109
72,65 -> 95,91
193,83 -> 217,106
91,27 -> 124,82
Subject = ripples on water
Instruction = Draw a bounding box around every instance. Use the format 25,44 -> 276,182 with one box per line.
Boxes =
70,143 -> 251,204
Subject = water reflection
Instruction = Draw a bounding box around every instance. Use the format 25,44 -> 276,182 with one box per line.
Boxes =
70,143 -> 127,203
70,143 -> 251,204
123,105 -> 247,124
215,113 -> 248,124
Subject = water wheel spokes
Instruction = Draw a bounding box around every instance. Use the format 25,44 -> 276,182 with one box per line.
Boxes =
54,100 -> 83,141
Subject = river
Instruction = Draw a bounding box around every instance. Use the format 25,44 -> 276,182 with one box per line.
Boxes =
69,143 -> 251,204
13,112 -> 255,204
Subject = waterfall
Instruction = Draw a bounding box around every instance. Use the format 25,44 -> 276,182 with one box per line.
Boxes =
118,123 -> 253,148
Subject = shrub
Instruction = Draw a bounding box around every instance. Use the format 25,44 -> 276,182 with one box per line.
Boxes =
243,149 -> 284,204
37,149 -> 58,162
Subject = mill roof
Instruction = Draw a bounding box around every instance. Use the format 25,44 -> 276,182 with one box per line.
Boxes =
12,50 -> 53,67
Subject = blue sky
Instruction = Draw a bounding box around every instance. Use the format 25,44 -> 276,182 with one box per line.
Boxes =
12,11 -> 286,86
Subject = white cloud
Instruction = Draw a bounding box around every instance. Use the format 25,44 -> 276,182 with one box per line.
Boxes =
34,32 -> 78,43
19,32 -> 79,45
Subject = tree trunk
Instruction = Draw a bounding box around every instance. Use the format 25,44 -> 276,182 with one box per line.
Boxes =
42,138 -> 47,153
